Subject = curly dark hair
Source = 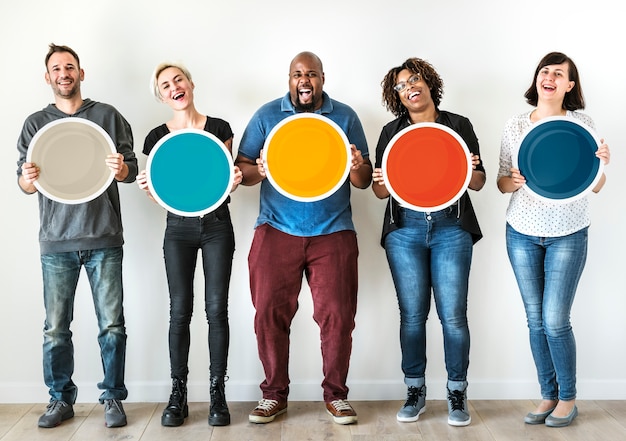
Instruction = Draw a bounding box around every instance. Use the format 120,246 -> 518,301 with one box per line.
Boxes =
381,57 -> 444,117
524,52 -> 585,111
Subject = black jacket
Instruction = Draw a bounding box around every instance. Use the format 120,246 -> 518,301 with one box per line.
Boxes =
375,110 -> 484,247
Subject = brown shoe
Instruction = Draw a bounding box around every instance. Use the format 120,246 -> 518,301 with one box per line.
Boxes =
249,399 -> 288,424
326,399 -> 358,425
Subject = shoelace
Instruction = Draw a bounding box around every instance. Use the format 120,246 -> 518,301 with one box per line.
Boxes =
167,382 -> 185,406
171,380 -> 185,398
255,399 -> 278,412
45,400 -> 68,414
448,390 -> 466,411
105,399 -> 123,413
329,399 -> 352,412
405,386 -> 425,407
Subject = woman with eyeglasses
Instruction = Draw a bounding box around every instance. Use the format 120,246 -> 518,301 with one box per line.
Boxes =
497,52 -> 610,427
372,57 -> 485,427
136,61 -> 243,427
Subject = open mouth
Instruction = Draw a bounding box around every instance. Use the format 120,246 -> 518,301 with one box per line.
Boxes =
408,91 -> 420,100
299,88 -> 312,101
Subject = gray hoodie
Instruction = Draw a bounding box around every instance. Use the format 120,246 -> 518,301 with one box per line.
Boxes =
16,99 -> 138,254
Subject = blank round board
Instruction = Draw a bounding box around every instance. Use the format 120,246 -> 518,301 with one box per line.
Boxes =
263,113 -> 351,202
26,117 -> 116,204
147,129 -> 234,217
382,122 -> 472,212
514,116 -> 603,203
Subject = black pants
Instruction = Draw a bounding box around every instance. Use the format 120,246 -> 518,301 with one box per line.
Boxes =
163,206 -> 235,378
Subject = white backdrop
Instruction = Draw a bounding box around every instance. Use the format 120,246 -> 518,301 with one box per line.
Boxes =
1,0 -> 624,404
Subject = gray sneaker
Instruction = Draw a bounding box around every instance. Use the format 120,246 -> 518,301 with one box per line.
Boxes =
396,385 -> 426,422
104,399 -> 127,428
38,400 -> 74,428
447,381 -> 471,426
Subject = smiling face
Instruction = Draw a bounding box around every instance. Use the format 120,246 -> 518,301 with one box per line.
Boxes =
289,53 -> 325,112
535,62 -> 575,104
45,51 -> 84,100
157,67 -> 195,110
396,68 -> 434,115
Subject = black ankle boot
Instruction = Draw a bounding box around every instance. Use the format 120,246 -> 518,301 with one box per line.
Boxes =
161,377 -> 188,427
209,376 -> 230,426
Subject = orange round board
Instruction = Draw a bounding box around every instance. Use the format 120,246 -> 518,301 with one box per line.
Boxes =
382,123 -> 472,212
263,113 -> 351,202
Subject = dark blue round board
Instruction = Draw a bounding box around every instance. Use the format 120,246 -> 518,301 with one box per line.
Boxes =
515,116 -> 602,203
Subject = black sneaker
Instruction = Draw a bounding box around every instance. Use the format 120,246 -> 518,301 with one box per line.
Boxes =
38,400 -> 74,428
104,399 -> 127,428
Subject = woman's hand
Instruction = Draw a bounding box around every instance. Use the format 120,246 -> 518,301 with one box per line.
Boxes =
372,167 -> 386,186
471,154 -> 480,170
596,139 -> 610,165
136,170 -> 149,191
136,169 -> 156,201
497,167 -> 526,194
371,167 -> 390,199
231,166 -> 243,192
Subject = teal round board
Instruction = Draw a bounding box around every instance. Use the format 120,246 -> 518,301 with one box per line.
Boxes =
147,129 -> 234,216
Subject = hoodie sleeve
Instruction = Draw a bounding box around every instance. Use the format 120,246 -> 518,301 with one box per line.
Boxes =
83,101 -> 138,183
112,110 -> 138,183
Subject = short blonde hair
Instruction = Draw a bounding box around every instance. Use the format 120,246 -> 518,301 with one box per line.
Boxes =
150,61 -> 193,101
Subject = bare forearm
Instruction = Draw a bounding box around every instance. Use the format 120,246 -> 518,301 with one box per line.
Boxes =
468,170 -> 486,191
235,156 -> 264,186
350,161 -> 372,189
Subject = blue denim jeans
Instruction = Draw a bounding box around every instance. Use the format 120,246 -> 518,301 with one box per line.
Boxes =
163,208 -> 235,379
41,247 -> 127,404
506,223 -> 587,401
384,206 -> 473,383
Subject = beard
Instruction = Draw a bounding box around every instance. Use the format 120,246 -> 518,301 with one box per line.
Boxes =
52,81 -> 80,99
294,98 -> 316,112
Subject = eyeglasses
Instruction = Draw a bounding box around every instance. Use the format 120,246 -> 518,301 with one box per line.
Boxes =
393,74 -> 422,93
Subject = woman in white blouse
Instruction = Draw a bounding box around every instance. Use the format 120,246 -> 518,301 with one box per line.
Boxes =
497,52 -> 610,428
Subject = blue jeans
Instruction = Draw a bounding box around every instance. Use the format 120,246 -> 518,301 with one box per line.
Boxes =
163,207 -> 235,379
506,223 -> 587,401
41,247 -> 127,404
384,206 -> 473,383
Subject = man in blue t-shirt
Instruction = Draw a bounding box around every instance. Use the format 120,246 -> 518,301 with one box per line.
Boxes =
236,51 -> 372,426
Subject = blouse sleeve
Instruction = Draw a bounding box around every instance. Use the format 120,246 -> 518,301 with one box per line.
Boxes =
497,116 -> 518,181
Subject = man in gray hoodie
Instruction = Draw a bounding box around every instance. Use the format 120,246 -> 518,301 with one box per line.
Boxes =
16,43 -> 137,429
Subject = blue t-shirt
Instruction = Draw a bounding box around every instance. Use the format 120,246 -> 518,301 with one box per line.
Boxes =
238,92 -> 369,237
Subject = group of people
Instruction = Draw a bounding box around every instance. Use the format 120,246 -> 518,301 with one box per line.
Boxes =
16,44 -> 610,430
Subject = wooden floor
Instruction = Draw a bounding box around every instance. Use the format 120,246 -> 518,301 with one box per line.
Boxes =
1,400 -> 625,440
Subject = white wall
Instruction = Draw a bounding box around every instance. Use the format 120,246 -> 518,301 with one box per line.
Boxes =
1,0 -> 624,404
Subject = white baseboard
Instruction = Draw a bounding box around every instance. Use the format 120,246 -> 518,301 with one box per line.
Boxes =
2,379 -> 626,403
